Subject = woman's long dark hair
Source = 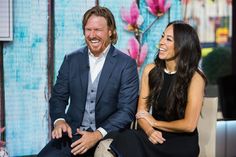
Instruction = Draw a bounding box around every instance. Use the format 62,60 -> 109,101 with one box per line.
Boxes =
147,21 -> 207,120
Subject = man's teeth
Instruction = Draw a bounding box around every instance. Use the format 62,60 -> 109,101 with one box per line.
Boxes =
91,40 -> 99,43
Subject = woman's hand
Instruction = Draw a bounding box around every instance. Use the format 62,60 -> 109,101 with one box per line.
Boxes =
146,129 -> 166,144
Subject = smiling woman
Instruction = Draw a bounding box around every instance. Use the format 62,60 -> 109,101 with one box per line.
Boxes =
104,20 -> 207,157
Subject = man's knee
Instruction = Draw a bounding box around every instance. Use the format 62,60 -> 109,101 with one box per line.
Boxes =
37,148 -> 54,157
37,138 -> 70,157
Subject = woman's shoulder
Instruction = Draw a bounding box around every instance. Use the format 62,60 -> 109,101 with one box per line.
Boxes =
143,63 -> 156,74
192,69 -> 207,84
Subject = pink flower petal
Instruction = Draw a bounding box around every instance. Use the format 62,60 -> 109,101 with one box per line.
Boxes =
130,1 -> 140,25
147,7 -> 157,16
146,0 -> 171,16
146,0 -> 155,8
128,37 -> 139,59
138,44 -> 148,66
0,127 -> 5,133
163,0 -> 171,13
146,0 -> 160,16
120,7 -> 132,23
137,15 -> 144,26
159,0 -> 165,12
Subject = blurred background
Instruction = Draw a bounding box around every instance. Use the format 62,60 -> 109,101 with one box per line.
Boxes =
0,0 -> 235,156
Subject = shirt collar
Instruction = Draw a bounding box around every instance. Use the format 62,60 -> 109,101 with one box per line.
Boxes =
88,44 -> 111,59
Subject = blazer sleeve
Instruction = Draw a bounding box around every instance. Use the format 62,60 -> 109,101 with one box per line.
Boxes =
101,58 -> 139,132
49,55 -> 70,123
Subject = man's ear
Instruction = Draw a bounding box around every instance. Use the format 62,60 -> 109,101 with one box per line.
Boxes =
109,30 -> 112,37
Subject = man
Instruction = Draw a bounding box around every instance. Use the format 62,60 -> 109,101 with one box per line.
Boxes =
38,5 -> 139,157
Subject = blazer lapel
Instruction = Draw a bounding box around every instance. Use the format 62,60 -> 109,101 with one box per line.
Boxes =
96,46 -> 117,103
78,47 -> 89,97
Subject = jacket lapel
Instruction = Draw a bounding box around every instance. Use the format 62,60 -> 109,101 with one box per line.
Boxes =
96,46 -> 117,103
78,47 -> 89,97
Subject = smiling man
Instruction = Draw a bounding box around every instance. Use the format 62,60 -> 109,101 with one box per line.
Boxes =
37,6 -> 139,157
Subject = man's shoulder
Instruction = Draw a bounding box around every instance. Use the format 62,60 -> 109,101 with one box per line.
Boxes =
62,47 -> 87,63
66,46 -> 87,58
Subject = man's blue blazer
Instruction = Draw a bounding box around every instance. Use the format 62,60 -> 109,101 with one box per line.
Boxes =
49,45 -> 139,134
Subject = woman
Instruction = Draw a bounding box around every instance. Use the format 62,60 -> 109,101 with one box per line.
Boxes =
110,21 -> 207,157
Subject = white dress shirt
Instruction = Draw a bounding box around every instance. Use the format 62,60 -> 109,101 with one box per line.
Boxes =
88,45 -> 110,83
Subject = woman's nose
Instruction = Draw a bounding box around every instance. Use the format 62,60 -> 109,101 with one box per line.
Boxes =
159,39 -> 164,45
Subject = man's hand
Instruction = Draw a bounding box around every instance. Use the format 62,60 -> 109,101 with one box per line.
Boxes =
71,129 -> 103,155
52,120 -> 72,139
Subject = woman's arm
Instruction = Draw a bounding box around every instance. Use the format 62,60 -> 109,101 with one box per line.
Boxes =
136,64 -> 166,144
136,64 -> 154,134
139,71 -> 206,133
